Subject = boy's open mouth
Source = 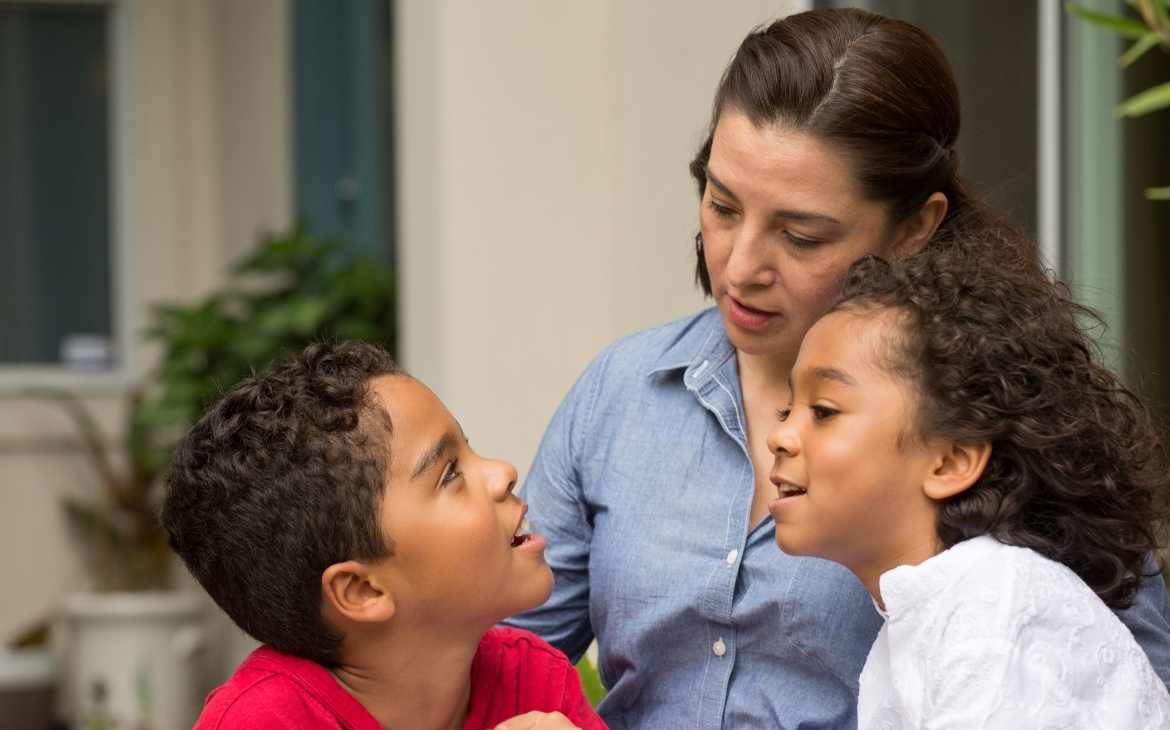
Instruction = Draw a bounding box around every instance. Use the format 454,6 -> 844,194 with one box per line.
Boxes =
510,516 -> 533,548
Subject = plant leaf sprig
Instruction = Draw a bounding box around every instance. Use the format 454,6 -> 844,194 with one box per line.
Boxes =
1068,0 -> 1170,200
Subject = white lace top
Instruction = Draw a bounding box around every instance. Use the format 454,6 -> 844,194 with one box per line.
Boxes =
858,535 -> 1170,729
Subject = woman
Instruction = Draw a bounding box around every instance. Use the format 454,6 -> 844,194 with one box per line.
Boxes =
504,8 -> 1170,729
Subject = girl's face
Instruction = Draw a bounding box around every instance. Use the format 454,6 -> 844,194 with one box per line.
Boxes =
765,308 -> 942,573
699,109 -> 904,365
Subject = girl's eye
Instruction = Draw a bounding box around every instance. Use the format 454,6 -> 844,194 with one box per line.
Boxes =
810,405 -> 839,421
440,459 -> 461,487
776,407 -> 791,422
784,230 -> 822,249
708,200 -> 737,218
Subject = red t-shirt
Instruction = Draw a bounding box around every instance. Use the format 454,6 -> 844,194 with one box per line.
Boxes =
194,627 -> 606,729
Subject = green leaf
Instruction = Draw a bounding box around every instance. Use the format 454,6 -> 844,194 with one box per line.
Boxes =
1146,185 -> 1170,200
1115,80 -> 1170,116
1120,33 -> 1161,65
1067,4 -> 1154,38
574,656 -> 607,707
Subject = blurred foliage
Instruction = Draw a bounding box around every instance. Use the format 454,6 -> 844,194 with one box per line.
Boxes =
574,656 -> 607,708
15,228 -> 396,592
1068,0 -> 1170,200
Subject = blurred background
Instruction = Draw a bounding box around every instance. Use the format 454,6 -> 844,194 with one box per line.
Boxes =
1,0 -> 1167,727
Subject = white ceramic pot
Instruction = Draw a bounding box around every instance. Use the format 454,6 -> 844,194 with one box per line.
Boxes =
0,648 -> 55,729
61,591 -> 205,730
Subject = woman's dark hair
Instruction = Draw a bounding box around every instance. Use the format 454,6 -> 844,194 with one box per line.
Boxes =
690,7 -> 1036,293
161,341 -> 402,666
831,252 -> 1170,608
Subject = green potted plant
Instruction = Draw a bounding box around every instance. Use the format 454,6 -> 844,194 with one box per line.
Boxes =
15,227 -> 395,729
1068,0 -> 1170,200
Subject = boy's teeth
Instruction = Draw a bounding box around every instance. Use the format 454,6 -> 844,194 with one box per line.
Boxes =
515,517 -> 531,537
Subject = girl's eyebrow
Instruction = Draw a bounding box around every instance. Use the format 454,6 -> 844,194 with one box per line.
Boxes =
811,366 -> 857,387
704,167 -> 841,224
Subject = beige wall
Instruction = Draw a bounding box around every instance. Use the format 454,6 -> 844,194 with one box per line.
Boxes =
397,0 -> 807,484
0,0 -> 291,642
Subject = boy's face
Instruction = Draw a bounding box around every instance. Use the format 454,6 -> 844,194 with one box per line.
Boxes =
370,375 -> 553,628
765,308 -> 941,572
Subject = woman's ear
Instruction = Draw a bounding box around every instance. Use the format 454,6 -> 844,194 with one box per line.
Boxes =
895,192 -> 949,257
321,561 -> 396,624
923,439 -> 991,501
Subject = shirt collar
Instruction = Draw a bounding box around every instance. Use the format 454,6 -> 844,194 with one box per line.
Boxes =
878,535 -> 997,618
646,307 -> 736,388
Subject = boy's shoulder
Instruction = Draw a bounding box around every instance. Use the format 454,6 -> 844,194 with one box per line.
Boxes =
473,626 -> 577,683
469,627 -> 604,728
194,646 -> 379,730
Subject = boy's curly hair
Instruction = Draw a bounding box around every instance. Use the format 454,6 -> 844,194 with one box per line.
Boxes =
832,253 -> 1170,608
161,341 -> 402,666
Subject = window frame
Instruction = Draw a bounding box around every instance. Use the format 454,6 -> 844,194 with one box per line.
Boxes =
0,0 -> 137,392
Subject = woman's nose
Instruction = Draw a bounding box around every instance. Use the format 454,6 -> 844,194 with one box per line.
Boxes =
724,225 -> 775,289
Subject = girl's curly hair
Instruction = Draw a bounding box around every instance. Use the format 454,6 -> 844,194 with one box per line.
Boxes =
832,252 -> 1170,608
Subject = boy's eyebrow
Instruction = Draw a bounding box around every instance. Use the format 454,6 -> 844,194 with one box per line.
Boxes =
411,432 -> 456,479
811,366 -> 857,387
705,168 -> 840,224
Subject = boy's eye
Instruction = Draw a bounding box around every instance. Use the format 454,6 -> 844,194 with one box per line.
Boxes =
810,405 -> 839,421
440,459 -> 461,487
776,407 -> 791,422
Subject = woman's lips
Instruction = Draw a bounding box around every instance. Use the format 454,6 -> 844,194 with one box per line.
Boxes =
726,296 -> 779,331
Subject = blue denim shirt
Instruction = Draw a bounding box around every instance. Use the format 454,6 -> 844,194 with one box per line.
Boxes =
504,308 -> 1170,729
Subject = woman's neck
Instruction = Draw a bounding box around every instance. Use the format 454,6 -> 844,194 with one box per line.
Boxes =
331,622 -> 482,730
735,348 -> 795,395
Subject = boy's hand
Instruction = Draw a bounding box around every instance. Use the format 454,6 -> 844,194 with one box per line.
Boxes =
492,711 -> 581,730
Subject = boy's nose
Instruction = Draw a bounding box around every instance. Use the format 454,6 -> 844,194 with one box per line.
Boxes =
488,459 -> 519,500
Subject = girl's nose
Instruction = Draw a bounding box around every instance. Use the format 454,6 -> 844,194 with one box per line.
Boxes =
767,419 -> 799,458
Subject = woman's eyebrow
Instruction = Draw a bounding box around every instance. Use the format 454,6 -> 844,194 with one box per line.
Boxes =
705,167 -> 840,224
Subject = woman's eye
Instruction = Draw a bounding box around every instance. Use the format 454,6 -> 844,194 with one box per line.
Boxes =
776,407 -> 791,422
440,459 -> 461,487
810,405 -> 839,421
708,200 -> 737,218
784,230 -> 821,248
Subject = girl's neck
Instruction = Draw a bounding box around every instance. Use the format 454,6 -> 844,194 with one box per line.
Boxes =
331,621 -> 484,730
852,537 -> 946,612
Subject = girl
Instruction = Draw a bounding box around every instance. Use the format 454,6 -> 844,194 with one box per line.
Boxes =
768,252 -> 1170,727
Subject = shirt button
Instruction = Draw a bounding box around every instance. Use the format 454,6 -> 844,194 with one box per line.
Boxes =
725,549 -> 738,565
712,638 -> 727,657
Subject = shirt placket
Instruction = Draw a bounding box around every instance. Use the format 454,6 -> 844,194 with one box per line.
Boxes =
686,354 -> 755,730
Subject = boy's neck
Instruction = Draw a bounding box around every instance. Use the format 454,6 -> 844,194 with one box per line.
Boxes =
330,620 -> 487,730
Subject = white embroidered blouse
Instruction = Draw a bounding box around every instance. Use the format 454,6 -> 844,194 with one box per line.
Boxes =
858,535 -> 1170,729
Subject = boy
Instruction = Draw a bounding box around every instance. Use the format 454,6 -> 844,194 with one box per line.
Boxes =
162,342 -> 605,729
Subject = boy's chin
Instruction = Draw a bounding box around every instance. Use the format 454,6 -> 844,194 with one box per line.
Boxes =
499,563 -> 555,619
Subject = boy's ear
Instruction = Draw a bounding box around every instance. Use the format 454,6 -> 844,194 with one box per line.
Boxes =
923,440 -> 991,501
321,561 -> 396,624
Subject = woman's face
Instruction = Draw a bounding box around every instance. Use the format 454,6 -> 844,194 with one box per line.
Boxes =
699,109 -> 903,365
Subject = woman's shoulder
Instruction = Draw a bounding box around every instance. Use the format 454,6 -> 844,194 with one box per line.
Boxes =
583,306 -> 722,383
